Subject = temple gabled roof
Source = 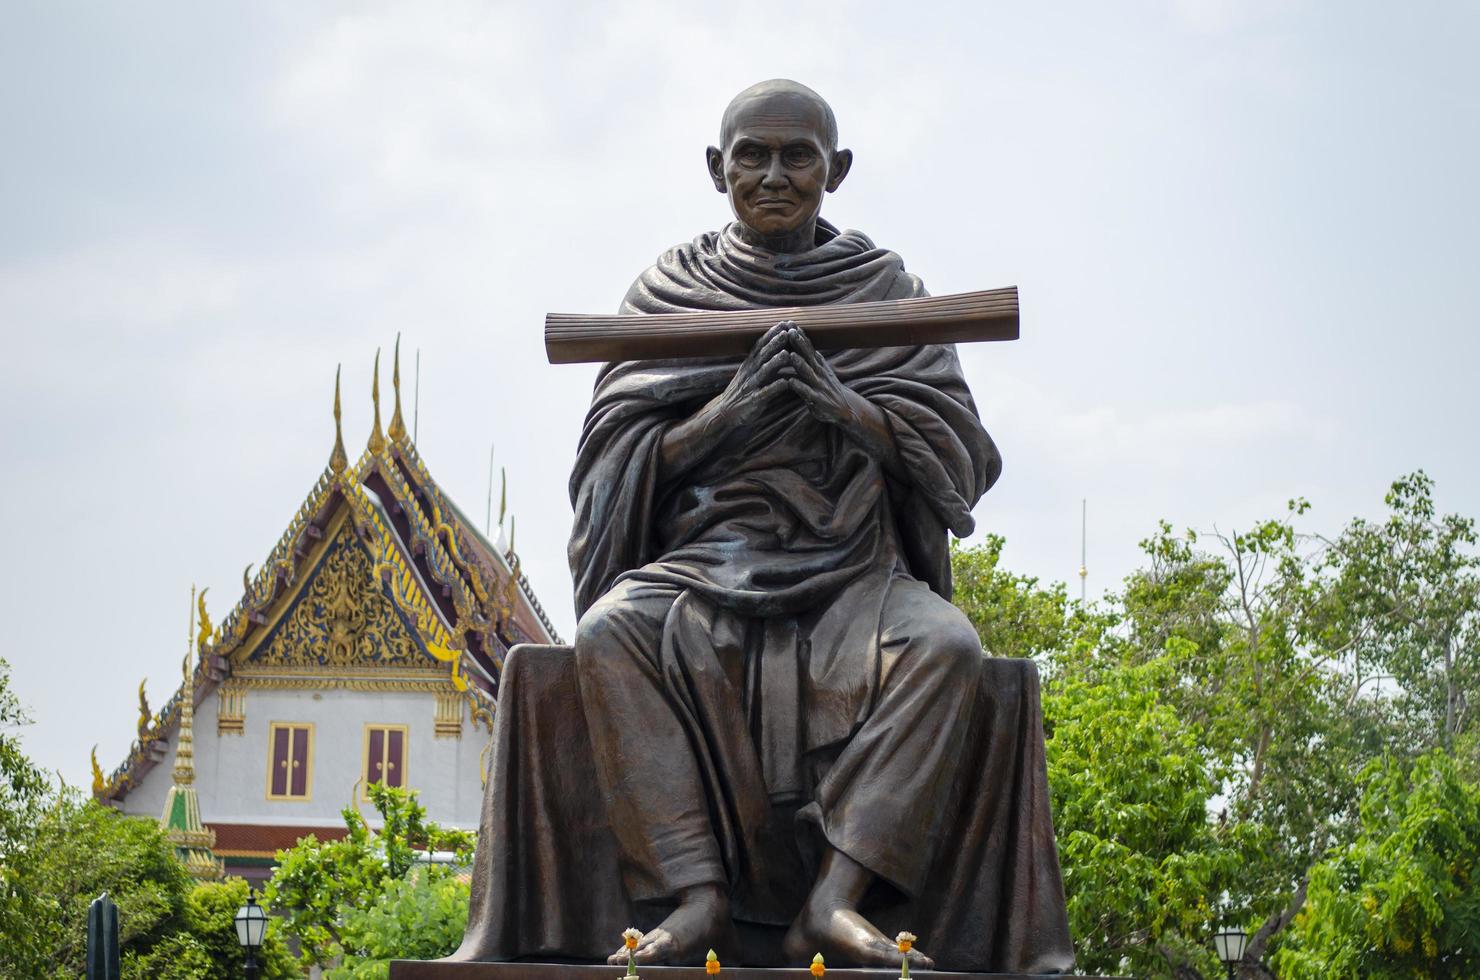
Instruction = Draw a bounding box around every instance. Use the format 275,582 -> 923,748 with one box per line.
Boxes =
96,342 -> 561,805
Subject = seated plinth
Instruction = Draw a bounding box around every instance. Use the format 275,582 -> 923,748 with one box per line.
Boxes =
446,644 -> 1071,972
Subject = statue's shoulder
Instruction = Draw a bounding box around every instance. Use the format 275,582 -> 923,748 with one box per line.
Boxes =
618,230 -> 725,314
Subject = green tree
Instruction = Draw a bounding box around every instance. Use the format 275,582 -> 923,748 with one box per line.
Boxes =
948,478 -> 1476,978
1,789 -> 296,979
0,656 -> 52,972
1,789 -> 192,978
329,873 -> 471,980
265,782 -> 474,975
1322,471 -> 1479,752
127,877 -> 300,980
1045,651 -> 1240,978
952,538 -> 1238,978
1275,749 -> 1480,978
1124,510 -> 1379,976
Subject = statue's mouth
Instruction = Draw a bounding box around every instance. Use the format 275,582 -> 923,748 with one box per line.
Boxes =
754,198 -> 794,209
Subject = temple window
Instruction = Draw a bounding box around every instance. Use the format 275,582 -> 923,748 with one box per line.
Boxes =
363,724 -> 409,795
266,722 -> 314,800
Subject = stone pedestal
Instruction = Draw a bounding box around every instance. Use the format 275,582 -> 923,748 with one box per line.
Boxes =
390,963 -> 1121,979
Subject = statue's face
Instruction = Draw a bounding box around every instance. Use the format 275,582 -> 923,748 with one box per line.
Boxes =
708,92 -> 850,242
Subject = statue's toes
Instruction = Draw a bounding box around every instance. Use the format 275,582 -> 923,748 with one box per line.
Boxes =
606,948 -> 628,966
632,932 -> 678,964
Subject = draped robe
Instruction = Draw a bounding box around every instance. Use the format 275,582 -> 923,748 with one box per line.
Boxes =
451,222 -> 1075,974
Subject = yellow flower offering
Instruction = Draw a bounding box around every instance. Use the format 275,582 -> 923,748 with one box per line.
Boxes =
706,949 -> 721,974
896,931 -> 917,978
810,952 -> 826,976
621,928 -> 643,978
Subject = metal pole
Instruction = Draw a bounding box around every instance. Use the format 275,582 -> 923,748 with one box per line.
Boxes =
486,444 -> 495,535
1078,498 -> 1088,602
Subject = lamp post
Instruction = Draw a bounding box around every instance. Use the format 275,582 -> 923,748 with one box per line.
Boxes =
234,887 -> 268,980
1212,926 -> 1249,980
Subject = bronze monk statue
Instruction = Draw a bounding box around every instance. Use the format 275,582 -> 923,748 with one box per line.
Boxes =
447,79 -> 1075,975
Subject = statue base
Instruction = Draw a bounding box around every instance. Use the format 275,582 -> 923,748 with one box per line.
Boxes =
390,963 -> 1120,979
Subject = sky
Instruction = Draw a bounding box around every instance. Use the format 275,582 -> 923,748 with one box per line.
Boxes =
2,0 -> 1477,788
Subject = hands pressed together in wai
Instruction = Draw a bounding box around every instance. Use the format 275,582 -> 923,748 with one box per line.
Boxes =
712,320 -> 862,430
658,320 -> 903,481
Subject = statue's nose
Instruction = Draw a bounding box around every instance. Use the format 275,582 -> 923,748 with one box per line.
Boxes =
761,155 -> 788,188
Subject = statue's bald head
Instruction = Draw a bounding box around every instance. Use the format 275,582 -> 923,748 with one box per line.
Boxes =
719,78 -> 839,151
707,79 -> 853,252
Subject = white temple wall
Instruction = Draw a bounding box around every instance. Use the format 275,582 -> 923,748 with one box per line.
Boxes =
119,687 -> 487,831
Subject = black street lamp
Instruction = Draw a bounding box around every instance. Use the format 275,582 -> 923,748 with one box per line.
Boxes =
1213,926 -> 1249,980
234,887 -> 268,980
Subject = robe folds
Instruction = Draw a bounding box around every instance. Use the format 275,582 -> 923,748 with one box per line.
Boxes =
451,222 -> 1074,974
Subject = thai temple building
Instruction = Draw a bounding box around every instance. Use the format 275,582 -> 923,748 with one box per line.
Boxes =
93,343 -> 561,883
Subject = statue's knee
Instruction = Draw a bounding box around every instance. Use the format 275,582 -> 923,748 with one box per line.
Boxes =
932,611 -> 986,679
573,604 -> 620,677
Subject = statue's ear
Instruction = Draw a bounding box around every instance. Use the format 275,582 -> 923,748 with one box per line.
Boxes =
706,146 -> 727,193
826,148 -> 853,193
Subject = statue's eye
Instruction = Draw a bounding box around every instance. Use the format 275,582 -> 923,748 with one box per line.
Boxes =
784,147 -> 817,168
736,146 -> 766,167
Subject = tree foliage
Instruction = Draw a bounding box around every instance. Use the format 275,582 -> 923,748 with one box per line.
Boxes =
1045,651 -> 1240,978
0,656 -> 52,970
265,781 -> 474,976
127,877 -> 300,980
1,662 -> 297,978
951,471 -> 1480,978
0,791 -> 296,979
1276,749 -> 1480,978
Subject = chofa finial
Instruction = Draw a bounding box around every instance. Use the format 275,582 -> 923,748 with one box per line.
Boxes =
91,745 -> 104,796
195,587 -> 212,652
388,333 -> 408,443
330,365 -> 348,474
368,349 -> 387,455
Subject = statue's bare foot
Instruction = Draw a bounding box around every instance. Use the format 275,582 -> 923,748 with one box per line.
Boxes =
783,903 -> 935,971
606,884 -> 732,966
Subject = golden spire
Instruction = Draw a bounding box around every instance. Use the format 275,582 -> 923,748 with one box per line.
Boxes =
91,745 -> 104,796
367,348 -> 387,455
242,563 -> 253,594
330,365 -> 348,475
388,333 -> 408,443
174,586 -> 197,787
159,584 -> 221,880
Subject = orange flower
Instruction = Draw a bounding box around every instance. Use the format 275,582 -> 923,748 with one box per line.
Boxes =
896,931 -> 916,954
705,949 -> 721,974
623,928 -> 642,951
810,952 -> 826,976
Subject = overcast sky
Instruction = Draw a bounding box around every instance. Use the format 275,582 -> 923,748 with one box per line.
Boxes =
3,1 -> 1477,788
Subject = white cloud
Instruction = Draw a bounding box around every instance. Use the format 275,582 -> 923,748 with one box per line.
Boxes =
0,235 -> 248,335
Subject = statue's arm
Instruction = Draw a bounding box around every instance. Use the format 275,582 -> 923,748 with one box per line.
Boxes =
656,406 -> 726,482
